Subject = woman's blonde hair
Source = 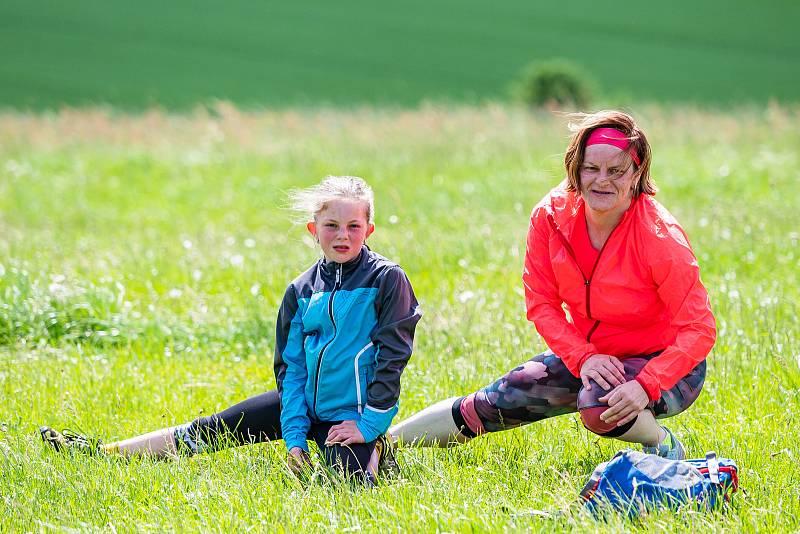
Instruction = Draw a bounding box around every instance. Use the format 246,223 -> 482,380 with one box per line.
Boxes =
563,110 -> 657,197
289,176 -> 375,223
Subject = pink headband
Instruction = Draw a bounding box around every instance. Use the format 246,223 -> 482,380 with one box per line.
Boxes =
585,127 -> 641,166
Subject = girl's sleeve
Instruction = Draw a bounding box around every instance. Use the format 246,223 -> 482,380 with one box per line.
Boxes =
273,285 -> 311,452
358,266 -> 422,443
634,224 -> 717,401
523,207 -> 598,377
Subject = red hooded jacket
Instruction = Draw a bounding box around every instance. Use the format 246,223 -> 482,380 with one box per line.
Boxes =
523,186 -> 716,401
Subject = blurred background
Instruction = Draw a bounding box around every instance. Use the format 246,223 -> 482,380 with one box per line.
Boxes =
2,0 -> 799,110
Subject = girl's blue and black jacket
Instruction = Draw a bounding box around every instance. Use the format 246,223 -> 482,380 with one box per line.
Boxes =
274,246 -> 422,452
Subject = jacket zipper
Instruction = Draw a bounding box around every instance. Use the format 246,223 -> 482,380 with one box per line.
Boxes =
312,264 -> 342,417
549,213 -> 621,343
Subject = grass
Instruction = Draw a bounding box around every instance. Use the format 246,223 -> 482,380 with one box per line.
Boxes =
1,104 -> 799,531
1,0 -> 800,110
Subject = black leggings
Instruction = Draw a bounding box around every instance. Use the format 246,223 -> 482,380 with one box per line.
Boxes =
174,389 -> 376,478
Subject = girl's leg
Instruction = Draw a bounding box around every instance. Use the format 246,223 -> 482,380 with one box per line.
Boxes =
104,389 -> 283,458
390,350 -> 582,447
309,422 -> 377,482
103,427 -> 180,458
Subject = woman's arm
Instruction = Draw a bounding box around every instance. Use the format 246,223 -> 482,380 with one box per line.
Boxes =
274,285 -> 312,452
523,207 -> 599,376
635,224 -> 717,401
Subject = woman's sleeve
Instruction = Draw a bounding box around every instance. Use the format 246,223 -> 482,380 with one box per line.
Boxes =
358,266 -> 422,443
523,207 -> 598,377
634,225 -> 717,401
273,285 -> 311,452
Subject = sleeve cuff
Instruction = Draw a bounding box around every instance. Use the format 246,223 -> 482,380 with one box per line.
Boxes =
574,350 -> 596,377
356,404 -> 398,443
635,373 -> 662,401
562,345 -> 598,377
284,436 -> 309,452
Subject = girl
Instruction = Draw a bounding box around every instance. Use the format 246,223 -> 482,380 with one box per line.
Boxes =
41,176 -> 422,481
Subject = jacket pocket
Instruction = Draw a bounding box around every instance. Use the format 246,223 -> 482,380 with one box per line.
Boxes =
357,368 -> 370,414
352,342 -> 374,414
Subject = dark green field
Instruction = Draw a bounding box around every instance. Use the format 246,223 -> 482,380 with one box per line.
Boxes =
2,0 -> 799,110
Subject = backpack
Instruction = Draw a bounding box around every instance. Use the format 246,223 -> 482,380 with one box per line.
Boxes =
580,449 -> 739,517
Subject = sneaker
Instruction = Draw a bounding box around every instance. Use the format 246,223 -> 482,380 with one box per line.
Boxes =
375,434 -> 400,479
39,426 -> 103,456
643,426 -> 686,460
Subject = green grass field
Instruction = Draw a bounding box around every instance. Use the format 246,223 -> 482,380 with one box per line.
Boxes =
2,0 -> 800,110
1,104 -> 799,531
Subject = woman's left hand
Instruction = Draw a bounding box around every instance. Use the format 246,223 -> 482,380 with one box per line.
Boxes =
325,420 -> 366,446
598,380 -> 650,426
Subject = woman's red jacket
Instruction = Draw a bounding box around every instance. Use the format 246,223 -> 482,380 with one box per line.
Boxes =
523,186 -> 716,401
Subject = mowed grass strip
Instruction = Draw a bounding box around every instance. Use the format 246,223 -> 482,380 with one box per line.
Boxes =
0,105 -> 799,531
1,0 -> 799,110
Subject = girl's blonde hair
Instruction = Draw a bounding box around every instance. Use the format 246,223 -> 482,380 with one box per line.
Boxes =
289,176 -> 375,223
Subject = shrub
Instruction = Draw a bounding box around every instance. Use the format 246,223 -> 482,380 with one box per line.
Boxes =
511,59 -> 595,109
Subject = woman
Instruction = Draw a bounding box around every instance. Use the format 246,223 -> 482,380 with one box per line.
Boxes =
390,110 -> 715,459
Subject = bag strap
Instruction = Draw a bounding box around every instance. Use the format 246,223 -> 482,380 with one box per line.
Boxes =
579,461 -> 608,501
706,451 -> 720,484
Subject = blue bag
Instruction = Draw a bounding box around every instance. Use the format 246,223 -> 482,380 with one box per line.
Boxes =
580,450 -> 739,517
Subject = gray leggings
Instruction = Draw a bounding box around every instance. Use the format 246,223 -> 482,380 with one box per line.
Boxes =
453,350 -> 706,437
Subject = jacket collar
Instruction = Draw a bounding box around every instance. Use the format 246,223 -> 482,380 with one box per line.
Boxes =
320,245 -> 369,279
546,186 -> 641,239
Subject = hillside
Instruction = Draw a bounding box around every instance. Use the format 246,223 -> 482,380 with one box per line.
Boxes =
1,0 -> 798,109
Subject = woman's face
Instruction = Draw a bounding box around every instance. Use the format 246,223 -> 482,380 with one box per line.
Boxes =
579,144 -> 639,216
307,198 -> 374,263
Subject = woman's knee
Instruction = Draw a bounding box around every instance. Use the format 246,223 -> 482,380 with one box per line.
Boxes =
578,406 -> 637,437
576,381 -> 612,435
578,406 -> 617,435
577,383 -> 639,438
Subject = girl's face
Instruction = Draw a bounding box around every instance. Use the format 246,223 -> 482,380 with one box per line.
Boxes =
579,144 -> 639,217
307,198 -> 374,263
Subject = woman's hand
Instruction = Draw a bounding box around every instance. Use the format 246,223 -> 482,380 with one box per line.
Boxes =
287,447 -> 311,475
599,380 -> 650,426
580,354 -> 626,391
325,420 -> 365,446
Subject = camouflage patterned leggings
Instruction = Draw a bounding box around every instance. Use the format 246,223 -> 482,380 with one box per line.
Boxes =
454,349 -> 706,437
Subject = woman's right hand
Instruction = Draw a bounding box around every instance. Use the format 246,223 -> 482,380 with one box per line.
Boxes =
580,354 -> 626,391
287,446 -> 311,475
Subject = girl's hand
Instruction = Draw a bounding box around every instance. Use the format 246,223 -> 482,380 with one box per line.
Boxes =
287,447 -> 311,475
598,380 -> 649,426
580,354 -> 626,391
325,420 -> 365,446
